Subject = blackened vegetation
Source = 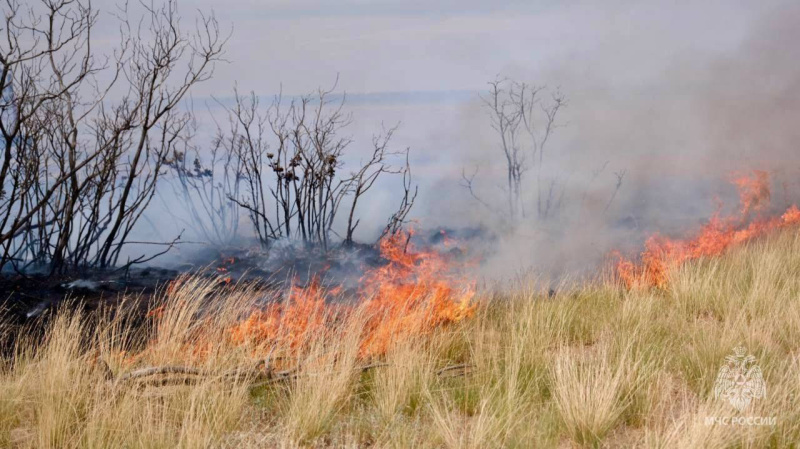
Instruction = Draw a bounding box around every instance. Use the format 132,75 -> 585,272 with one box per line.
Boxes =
0,0 -> 417,279
0,0 -> 421,358
0,266 -> 175,356
0,0 -> 225,274
169,83 -> 416,252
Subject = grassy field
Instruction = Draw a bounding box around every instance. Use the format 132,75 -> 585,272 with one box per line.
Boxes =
2,229 -> 800,448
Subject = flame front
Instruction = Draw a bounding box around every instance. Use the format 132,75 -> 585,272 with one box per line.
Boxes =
357,232 -> 476,357
228,231 -> 476,358
229,277 -> 330,352
615,170 -> 800,288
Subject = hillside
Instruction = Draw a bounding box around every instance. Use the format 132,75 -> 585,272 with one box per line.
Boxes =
2,229 -> 800,448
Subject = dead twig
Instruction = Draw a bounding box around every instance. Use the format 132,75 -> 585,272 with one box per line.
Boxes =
118,366 -> 204,382
436,363 -> 474,377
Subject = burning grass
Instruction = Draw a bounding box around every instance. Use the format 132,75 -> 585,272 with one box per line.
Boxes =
1,227 -> 800,447
615,170 -> 800,288
228,231 -> 476,359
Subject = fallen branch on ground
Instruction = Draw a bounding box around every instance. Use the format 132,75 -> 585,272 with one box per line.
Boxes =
109,360 -> 472,388
436,363 -> 474,377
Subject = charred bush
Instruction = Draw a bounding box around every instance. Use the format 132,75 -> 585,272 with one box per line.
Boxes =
216,82 -> 417,251
0,0 -> 226,274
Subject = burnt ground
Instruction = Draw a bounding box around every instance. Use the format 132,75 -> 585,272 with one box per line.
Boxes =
0,267 -> 182,356
0,228 -> 489,354
0,241 -> 381,342
0,267 -> 179,324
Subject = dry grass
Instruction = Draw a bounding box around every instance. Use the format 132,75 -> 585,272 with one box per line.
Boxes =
2,229 -> 800,447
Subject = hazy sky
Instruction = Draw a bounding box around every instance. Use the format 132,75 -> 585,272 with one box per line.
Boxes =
99,0 -> 786,214
90,0 -> 758,98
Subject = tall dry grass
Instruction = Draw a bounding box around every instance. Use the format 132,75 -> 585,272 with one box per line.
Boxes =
1,229 -> 800,447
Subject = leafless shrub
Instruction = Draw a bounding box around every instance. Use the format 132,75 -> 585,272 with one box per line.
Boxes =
463,77 -> 566,222
0,0 -> 227,273
465,76 -> 626,224
381,150 -> 417,240
604,170 -> 627,214
220,83 -> 416,250
163,114 -> 243,247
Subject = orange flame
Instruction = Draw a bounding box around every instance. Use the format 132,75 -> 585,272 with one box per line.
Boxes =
357,231 -> 475,356
229,277 -> 331,351
732,169 -> 771,216
228,230 -> 476,358
615,170 -> 800,288
146,305 -> 165,319
165,278 -> 184,297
